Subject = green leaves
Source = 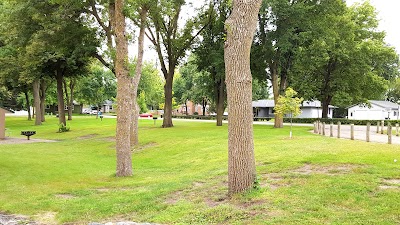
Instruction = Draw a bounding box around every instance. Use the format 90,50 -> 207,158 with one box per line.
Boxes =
274,87 -> 303,118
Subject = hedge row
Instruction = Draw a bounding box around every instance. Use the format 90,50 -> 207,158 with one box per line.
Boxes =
172,115 -> 228,120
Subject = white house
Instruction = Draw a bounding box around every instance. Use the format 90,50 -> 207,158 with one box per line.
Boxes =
347,100 -> 400,120
252,100 -> 336,118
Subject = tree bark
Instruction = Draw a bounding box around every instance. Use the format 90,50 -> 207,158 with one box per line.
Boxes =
40,80 -> 46,122
322,95 -> 332,118
24,90 -> 31,121
130,6 -> 148,147
32,80 -> 42,125
162,74 -> 174,127
215,77 -> 225,126
115,0 -> 132,177
224,0 -> 261,196
63,79 -> 73,121
271,62 -> 283,128
56,70 -> 66,126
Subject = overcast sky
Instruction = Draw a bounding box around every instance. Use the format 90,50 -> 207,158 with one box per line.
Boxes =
346,0 -> 400,53
134,0 -> 400,63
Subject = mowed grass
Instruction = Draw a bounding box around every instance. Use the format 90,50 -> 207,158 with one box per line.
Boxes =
0,116 -> 399,224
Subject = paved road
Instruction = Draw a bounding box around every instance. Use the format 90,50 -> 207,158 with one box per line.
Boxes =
313,123 -> 400,145
171,118 -> 400,145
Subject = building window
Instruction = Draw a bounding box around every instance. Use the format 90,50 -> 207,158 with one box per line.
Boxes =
394,111 -> 397,116
350,112 -> 353,117
109,105 -> 113,110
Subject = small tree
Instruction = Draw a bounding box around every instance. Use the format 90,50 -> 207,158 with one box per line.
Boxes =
274,87 -> 303,138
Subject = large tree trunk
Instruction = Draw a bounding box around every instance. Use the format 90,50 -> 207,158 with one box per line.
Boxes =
130,101 -> 139,146
63,79 -> 73,121
56,70 -> 66,126
130,6 -> 148,147
32,80 -> 42,125
24,90 -> 31,121
322,96 -> 332,119
202,98 -> 207,116
40,80 -> 46,122
224,0 -> 261,196
162,74 -> 174,127
271,62 -> 283,128
69,80 -> 75,120
115,0 -> 132,177
215,77 -> 225,126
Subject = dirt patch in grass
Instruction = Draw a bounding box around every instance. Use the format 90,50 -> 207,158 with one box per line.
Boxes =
260,173 -> 287,190
34,212 -> 57,225
379,179 -> 400,190
55,193 -> 76,199
77,134 -> 99,140
0,213 -> 38,225
103,136 -> 116,142
292,163 -> 364,176
133,142 -> 158,153
0,137 -> 57,145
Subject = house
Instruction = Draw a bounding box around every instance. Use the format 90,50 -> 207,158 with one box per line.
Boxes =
252,100 -> 336,119
347,100 -> 400,120
176,100 -> 210,116
102,100 -> 115,113
45,101 -> 83,115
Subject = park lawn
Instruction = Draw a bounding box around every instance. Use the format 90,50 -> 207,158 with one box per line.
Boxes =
0,116 -> 399,224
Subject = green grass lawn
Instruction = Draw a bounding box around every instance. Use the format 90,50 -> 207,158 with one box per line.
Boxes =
0,116 -> 399,224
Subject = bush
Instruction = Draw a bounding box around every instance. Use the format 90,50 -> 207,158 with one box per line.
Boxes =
58,123 -> 70,133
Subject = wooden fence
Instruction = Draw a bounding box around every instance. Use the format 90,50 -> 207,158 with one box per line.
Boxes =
313,120 -> 399,144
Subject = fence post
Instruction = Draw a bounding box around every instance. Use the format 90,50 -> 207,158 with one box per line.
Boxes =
337,122 -> 341,138
376,121 -> 380,133
388,123 -> 392,144
322,122 -> 326,136
366,122 -> 370,142
319,121 -> 322,135
381,120 -> 384,134
351,124 -> 354,140
330,123 -> 333,137
396,123 -> 399,137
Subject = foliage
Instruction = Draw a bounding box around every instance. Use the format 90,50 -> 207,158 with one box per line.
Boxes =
58,123 -> 70,132
274,88 -> 303,119
289,1 -> 398,116
134,61 -> 164,110
1,117 -> 400,224
75,63 -> 116,108
274,87 -> 303,138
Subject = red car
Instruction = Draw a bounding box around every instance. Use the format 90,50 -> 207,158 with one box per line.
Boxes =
139,113 -> 153,118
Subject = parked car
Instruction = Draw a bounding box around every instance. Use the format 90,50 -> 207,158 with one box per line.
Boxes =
90,110 -> 98,115
139,113 -> 153,118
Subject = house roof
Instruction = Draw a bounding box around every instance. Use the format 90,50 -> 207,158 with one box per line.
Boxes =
348,100 -> 400,110
370,100 -> 400,110
252,100 -> 336,108
252,100 -> 275,108
103,100 -> 113,105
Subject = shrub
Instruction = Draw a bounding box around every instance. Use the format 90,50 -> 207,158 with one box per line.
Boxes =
58,123 -> 70,133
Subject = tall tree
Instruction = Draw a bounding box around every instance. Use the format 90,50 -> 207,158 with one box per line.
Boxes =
146,0 -> 208,127
195,0 -> 230,126
252,0 -> 310,128
224,0 -> 262,195
290,1 -> 398,117
113,0 -> 133,176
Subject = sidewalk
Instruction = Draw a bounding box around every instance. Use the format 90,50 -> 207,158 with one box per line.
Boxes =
315,123 -> 400,145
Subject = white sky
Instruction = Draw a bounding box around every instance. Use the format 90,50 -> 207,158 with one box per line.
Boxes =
346,0 -> 400,53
